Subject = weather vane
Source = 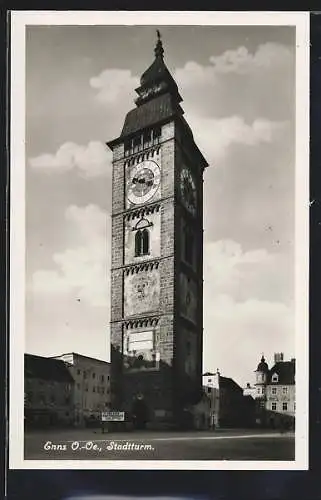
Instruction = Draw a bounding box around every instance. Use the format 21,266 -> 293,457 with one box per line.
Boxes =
154,29 -> 164,58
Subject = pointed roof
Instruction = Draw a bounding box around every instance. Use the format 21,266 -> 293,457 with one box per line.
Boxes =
256,355 -> 269,373
133,30 -> 182,108
267,360 -> 295,385
24,353 -> 74,383
107,32 -> 208,168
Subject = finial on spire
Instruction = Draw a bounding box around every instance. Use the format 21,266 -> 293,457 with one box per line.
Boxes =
154,29 -> 164,59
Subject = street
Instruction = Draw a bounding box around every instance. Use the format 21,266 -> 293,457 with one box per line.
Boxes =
24,428 -> 295,461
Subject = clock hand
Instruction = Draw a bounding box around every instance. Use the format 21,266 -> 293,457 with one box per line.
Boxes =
133,176 -> 146,184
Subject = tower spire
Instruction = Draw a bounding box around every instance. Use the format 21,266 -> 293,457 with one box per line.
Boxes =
154,29 -> 164,59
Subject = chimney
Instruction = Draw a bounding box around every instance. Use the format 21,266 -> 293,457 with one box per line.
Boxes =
274,352 -> 284,364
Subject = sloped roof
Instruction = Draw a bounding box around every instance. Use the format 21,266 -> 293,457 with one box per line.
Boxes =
267,361 -> 295,385
25,354 -> 74,383
219,376 -> 243,393
120,92 -> 182,138
256,355 -> 269,373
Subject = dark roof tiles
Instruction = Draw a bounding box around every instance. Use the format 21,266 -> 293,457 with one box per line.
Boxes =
267,361 -> 295,385
121,93 -> 181,138
24,354 -> 74,383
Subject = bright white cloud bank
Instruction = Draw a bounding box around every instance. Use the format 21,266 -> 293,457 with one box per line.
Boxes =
175,42 -> 293,86
90,68 -> 140,104
32,204 -> 110,308
30,209 -> 294,385
29,42 -> 291,175
189,115 -> 287,162
29,141 -> 112,178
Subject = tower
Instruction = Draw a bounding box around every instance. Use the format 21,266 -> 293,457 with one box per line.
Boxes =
255,355 -> 269,395
107,32 -> 208,426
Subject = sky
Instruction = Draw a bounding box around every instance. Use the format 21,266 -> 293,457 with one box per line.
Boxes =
25,24 -> 296,387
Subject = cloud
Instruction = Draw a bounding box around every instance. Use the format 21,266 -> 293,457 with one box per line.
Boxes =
90,68 -> 140,105
31,204 -> 110,307
203,293 -> 294,386
29,141 -> 112,178
204,239 -> 293,305
204,239 -> 272,292
30,215 -> 294,385
203,239 -> 294,385
209,42 -> 293,74
84,43 -> 291,166
188,115 -> 288,162
175,42 -> 293,88
174,42 -> 294,124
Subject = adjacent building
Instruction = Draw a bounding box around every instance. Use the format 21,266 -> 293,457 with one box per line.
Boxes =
243,383 -> 257,399
24,353 -> 74,427
203,371 -> 255,428
254,353 -> 295,427
53,352 -> 111,425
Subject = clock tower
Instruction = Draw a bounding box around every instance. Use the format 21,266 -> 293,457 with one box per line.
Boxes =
107,32 -> 208,427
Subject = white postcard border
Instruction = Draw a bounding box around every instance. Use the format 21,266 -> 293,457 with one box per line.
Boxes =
9,10 -> 310,470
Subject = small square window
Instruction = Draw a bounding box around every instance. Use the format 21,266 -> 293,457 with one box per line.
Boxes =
282,387 -> 288,394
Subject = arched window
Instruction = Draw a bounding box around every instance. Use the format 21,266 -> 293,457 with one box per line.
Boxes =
135,229 -> 149,256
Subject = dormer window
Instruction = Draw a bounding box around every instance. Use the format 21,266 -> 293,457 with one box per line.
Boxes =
271,373 -> 279,383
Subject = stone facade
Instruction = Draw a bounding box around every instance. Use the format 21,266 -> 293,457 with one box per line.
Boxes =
24,354 -> 75,428
107,38 -> 207,426
54,352 -> 111,426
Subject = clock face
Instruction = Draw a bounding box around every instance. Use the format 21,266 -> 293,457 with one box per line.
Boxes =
127,160 -> 161,205
180,168 -> 197,215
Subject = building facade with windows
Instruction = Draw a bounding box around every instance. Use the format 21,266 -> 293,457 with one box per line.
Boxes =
54,353 -> 111,426
254,352 -> 295,426
24,353 -> 74,427
203,371 -> 255,428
